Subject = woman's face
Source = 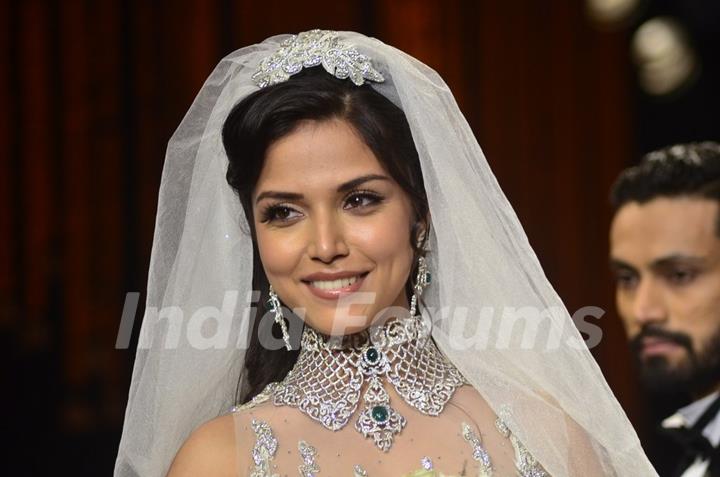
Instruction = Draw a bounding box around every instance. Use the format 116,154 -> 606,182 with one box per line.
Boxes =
252,118 -> 417,336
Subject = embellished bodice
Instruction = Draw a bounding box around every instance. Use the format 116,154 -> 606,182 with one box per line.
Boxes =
231,319 -> 549,476
233,387 -> 548,477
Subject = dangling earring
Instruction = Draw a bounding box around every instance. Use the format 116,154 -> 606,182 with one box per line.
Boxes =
267,284 -> 292,350
409,255 -> 431,317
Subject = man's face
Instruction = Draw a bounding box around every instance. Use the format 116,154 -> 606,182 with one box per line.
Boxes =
610,197 -> 720,396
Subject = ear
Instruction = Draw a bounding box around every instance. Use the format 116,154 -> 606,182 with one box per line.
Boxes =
416,212 -> 432,247
416,228 -> 426,246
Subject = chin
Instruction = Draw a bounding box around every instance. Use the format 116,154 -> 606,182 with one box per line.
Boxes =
310,319 -> 373,337
304,304 -> 382,336
639,356 -> 693,393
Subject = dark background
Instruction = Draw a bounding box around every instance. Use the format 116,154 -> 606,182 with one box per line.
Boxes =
2,0 -> 719,475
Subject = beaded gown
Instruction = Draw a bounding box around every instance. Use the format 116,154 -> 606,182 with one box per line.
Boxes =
229,318 -> 549,477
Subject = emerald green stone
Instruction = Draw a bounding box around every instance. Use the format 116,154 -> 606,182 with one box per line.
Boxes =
366,347 -> 379,363
371,405 -> 388,422
425,272 -> 431,284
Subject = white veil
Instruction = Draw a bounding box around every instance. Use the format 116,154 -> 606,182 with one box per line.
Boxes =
114,31 -> 658,477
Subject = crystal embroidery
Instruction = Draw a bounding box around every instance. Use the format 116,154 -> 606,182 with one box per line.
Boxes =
495,415 -> 548,477
271,317 -> 465,452
509,436 -> 548,477
249,419 -> 279,477
353,464 -> 368,476
462,422 -> 493,476
494,416 -> 510,438
298,440 -> 320,476
242,419 -> 550,476
232,384 -> 275,413
252,29 -> 385,88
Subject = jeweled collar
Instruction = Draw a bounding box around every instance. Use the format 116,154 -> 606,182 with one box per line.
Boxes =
269,316 -> 467,452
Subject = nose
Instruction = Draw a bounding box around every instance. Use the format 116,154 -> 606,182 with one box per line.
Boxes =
631,277 -> 667,327
307,210 -> 349,264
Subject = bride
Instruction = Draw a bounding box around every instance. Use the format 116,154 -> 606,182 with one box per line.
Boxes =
114,30 -> 657,476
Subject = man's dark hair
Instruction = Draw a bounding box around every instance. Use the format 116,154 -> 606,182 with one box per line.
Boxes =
610,142 -> 720,213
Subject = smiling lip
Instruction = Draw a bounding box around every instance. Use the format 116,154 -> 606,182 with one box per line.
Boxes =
641,337 -> 681,358
302,271 -> 369,300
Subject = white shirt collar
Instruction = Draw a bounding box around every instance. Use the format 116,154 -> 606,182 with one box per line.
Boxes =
662,391 -> 720,446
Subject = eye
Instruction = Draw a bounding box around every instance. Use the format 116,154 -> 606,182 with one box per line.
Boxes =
665,268 -> 698,286
614,270 -> 638,290
260,204 -> 302,224
343,191 -> 384,210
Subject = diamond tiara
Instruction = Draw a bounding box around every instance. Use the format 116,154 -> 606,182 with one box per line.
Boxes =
251,29 -> 385,88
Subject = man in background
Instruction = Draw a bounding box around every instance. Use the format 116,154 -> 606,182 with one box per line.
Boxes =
610,142 -> 720,476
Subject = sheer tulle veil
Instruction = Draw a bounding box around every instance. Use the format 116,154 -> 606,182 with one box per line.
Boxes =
114,31 -> 658,476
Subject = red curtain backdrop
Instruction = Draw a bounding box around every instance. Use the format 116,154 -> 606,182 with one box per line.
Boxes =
2,0 -> 641,472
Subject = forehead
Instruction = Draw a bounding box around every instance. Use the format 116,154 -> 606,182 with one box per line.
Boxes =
255,119 -> 385,193
610,197 -> 720,263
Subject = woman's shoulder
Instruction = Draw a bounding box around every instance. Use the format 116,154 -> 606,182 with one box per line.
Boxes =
166,412 -> 237,477
167,385 -> 283,476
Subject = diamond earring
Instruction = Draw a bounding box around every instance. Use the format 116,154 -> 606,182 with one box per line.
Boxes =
409,255 -> 431,317
267,284 -> 292,351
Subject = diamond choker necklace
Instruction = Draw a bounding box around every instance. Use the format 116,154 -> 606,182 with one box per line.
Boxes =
268,317 -> 467,452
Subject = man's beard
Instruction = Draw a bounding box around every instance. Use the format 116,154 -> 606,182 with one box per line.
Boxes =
630,323 -> 720,397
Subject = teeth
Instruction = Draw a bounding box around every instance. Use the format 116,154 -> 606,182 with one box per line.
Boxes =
310,275 -> 361,290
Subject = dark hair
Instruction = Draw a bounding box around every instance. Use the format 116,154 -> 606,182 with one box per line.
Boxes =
610,142 -> 720,233
222,67 -> 429,403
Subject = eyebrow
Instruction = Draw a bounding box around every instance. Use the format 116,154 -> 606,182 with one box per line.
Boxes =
609,259 -> 636,273
610,254 -> 706,273
650,254 -> 706,270
254,174 -> 392,205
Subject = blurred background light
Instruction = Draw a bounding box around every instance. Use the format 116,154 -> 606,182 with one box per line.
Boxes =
586,0 -> 644,28
631,17 -> 698,96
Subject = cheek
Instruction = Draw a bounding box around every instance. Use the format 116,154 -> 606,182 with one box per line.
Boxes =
352,205 -> 413,265
677,284 -> 720,336
662,282 -> 720,355
255,228 -> 302,278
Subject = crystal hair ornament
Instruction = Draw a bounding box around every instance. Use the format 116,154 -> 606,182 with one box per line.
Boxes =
251,29 -> 385,88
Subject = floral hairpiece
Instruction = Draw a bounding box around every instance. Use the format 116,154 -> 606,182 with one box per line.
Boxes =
252,29 -> 385,88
